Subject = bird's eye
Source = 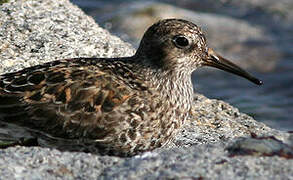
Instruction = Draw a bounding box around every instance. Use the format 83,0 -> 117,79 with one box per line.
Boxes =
173,35 -> 190,48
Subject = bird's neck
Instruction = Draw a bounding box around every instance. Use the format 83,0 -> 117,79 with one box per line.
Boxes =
120,56 -> 194,111
148,68 -> 194,112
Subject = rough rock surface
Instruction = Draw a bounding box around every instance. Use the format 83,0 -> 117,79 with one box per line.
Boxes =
0,0 -> 292,179
0,0 -> 134,74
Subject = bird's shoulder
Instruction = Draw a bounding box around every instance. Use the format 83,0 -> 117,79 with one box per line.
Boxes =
0,58 -> 150,97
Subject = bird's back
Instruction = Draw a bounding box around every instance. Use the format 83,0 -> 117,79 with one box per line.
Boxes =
0,58 -> 170,155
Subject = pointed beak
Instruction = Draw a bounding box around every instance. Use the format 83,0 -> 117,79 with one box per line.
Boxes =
202,48 -> 262,85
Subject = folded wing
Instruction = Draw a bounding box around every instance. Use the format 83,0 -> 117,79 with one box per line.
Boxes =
0,59 -> 138,141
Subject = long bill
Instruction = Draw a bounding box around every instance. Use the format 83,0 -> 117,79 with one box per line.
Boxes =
203,48 -> 263,85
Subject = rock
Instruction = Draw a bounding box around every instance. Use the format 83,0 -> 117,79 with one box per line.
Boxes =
100,142 -> 293,179
170,94 -> 290,149
0,146 -> 122,179
95,2 -> 281,72
0,0 -> 134,74
227,135 -> 293,158
223,0 -> 293,25
0,0 -> 292,179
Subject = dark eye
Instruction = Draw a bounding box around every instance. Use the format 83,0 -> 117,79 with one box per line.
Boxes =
173,35 -> 190,48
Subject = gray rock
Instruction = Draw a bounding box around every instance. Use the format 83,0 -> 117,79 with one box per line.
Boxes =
100,142 -> 293,180
0,0 -> 292,180
224,0 -> 293,25
0,0 -> 134,74
0,146 -> 122,180
171,94 -> 290,148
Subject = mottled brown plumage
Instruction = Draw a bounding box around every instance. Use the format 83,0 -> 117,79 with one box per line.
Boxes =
0,19 -> 261,156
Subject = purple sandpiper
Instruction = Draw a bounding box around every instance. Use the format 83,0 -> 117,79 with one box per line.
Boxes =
0,19 -> 262,156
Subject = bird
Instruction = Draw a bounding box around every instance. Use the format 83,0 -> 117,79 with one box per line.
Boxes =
0,19 -> 262,156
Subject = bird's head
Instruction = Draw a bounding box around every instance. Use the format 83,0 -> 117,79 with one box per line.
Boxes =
136,19 -> 262,85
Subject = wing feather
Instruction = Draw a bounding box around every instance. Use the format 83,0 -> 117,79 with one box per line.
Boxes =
0,59 -> 140,140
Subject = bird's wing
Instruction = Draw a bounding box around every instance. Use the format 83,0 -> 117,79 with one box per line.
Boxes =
0,59 -> 145,140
